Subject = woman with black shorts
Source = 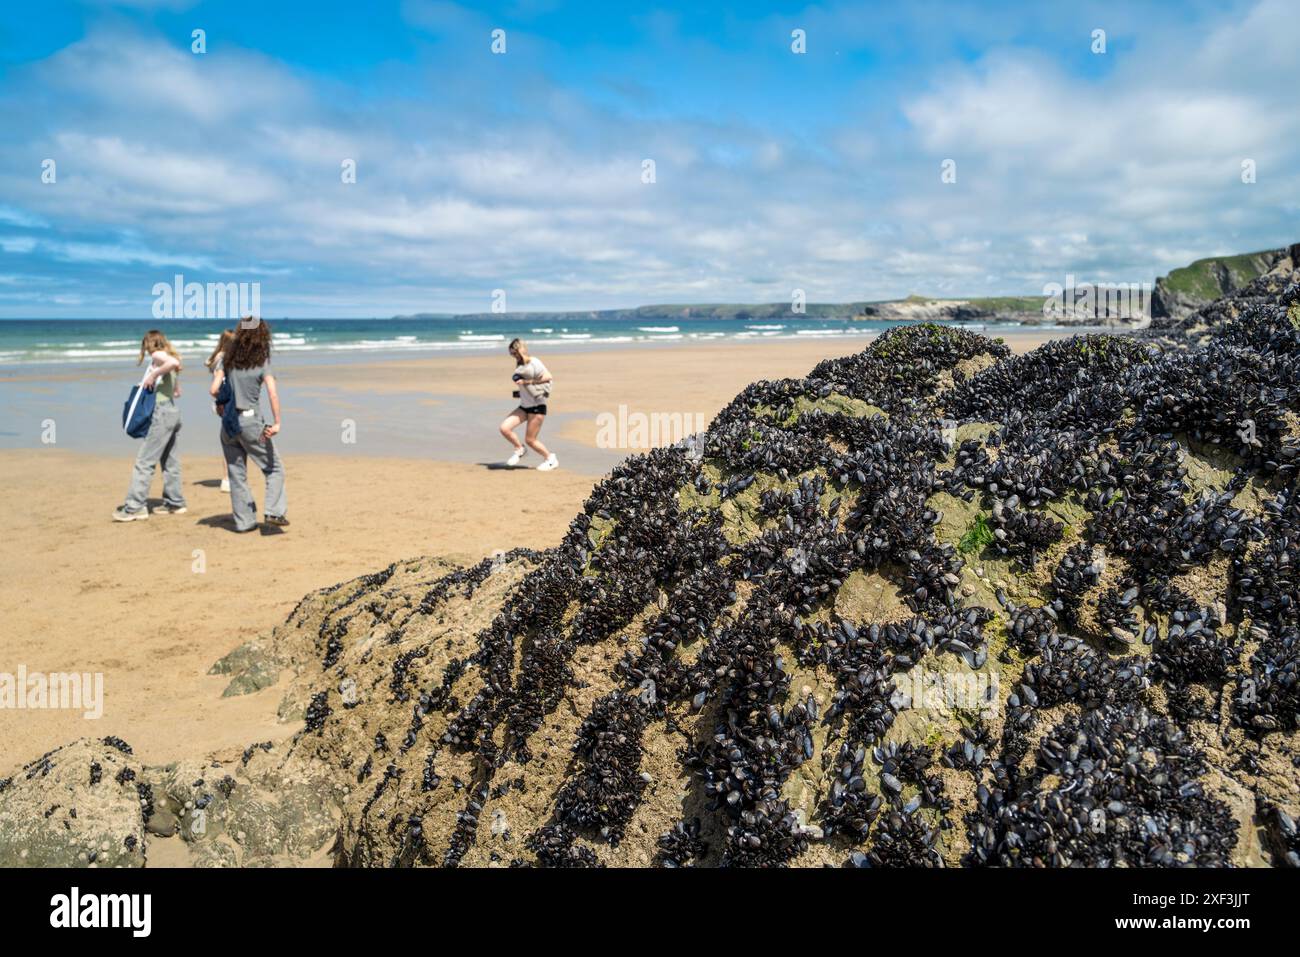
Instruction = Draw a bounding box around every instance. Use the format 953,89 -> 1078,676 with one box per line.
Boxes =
499,337 -> 558,471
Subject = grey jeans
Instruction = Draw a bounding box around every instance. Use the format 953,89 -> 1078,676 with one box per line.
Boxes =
124,400 -> 185,511
221,415 -> 287,531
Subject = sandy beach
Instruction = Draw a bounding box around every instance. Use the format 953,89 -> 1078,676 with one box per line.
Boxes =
0,329 -> 1068,771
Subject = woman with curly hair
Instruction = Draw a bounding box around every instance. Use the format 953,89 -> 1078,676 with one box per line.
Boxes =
213,317 -> 288,531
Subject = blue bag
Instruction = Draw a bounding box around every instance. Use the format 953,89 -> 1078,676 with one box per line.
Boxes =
122,373 -> 156,438
214,377 -> 242,438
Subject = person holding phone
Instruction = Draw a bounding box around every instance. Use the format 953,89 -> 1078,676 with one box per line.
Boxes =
498,338 -> 558,470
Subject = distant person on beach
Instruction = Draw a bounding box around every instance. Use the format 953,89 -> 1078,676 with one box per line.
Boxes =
499,338 -> 558,470
113,330 -> 187,522
213,318 -> 289,531
206,329 -> 235,493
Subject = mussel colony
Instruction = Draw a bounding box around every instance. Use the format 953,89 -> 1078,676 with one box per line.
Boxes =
6,260 -> 1299,868
230,255 -> 1296,869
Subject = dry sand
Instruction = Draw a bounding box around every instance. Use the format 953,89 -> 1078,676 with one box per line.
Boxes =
0,330 -> 1065,771
0,452 -> 595,771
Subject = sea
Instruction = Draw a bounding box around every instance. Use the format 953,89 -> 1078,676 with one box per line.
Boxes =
0,315 -> 1016,368
0,314 -> 1067,466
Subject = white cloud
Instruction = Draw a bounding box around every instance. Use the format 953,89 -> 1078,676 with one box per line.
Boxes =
33,31 -> 307,124
0,3 -> 1295,316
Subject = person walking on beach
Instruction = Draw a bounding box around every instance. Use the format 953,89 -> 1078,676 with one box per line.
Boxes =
499,338 -> 558,470
113,330 -> 187,522
206,329 -> 235,493
214,318 -> 289,531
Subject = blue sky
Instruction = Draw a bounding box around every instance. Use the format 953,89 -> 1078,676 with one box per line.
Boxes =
0,0 -> 1296,317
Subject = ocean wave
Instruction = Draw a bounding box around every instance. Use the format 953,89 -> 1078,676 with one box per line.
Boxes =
0,319 -> 900,367
57,348 -> 142,358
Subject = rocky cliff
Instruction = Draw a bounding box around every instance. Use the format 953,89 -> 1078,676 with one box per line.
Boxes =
854,296 -> 1042,326
1150,247 -> 1291,324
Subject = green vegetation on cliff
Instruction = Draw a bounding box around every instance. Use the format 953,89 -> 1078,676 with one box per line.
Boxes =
1160,250 -> 1279,299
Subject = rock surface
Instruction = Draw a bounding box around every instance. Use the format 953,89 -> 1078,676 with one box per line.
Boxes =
0,738 -> 147,867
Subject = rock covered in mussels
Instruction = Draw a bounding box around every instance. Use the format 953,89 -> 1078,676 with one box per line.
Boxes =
6,257 -> 1300,867
0,739 -> 147,867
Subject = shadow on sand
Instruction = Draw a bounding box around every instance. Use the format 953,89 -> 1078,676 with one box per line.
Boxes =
196,513 -> 285,535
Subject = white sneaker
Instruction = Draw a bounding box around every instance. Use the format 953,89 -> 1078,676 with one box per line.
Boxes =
537,454 -> 559,472
220,477 -> 230,492
505,447 -> 527,467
